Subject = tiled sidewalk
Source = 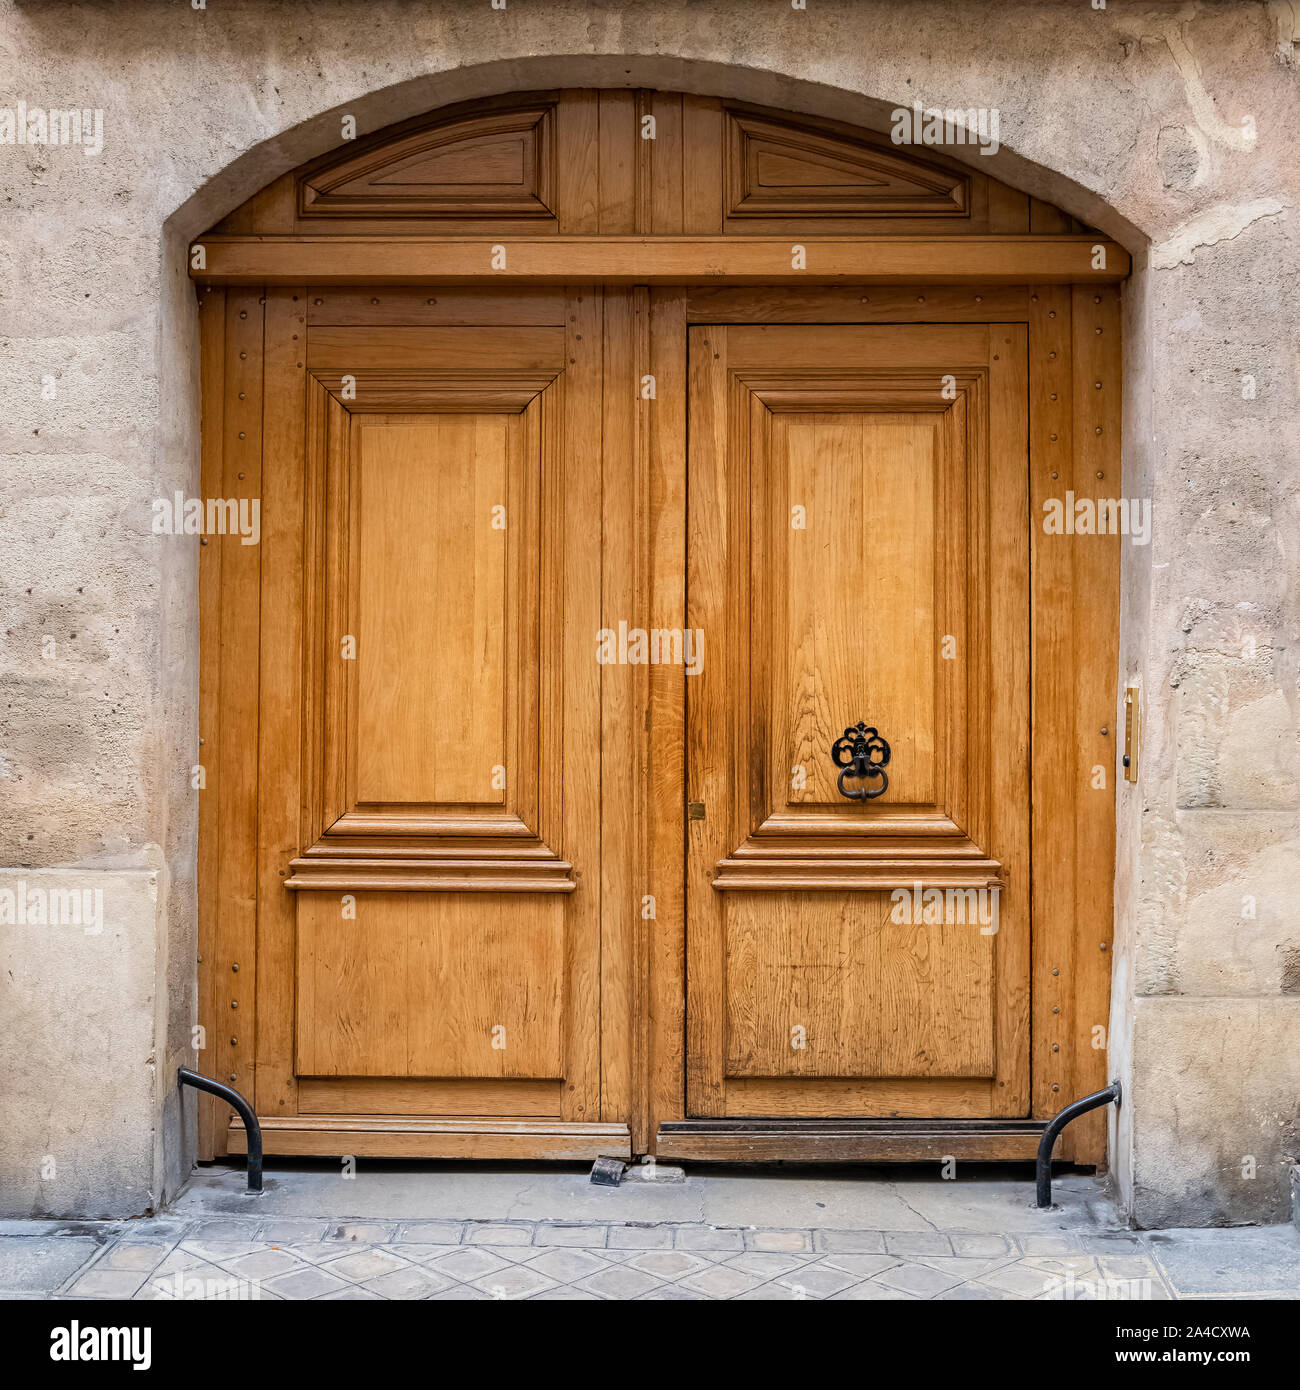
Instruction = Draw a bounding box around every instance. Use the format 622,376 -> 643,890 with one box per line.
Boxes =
3,1213 -> 1298,1300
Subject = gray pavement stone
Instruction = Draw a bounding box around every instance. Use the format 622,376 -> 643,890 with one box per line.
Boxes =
256,1219 -> 330,1243
676,1264 -> 765,1298
674,1226 -> 746,1252
622,1249 -> 712,1280
775,1262 -> 861,1298
363,1265 -> 453,1298
262,1264 -> 351,1299
534,1223 -> 608,1246
526,1248 -> 613,1283
472,1264 -> 558,1299
394,1221 -> 465,1244
327,1222 -> 397,1243
831,1280 -> 919,1299
872,1260 -> 966,1296
606,1225 -> 674,1249
427,1247 -> 513,1281
745,1229 -> 813,1252
884,1232 -> 954,1256
99,1241 -> 174,1272
65,1268 -> 150,1298
321,1248 -> 411,1283
813,1228 -> 887,1254
463,1223 -> 533,1246
2,1170 -> 1297,1301
950,1234 -> 1014,1257
1146,1226 -> 1300,1297
0,1236 -> 99,1293
576,1264 -> 664,1298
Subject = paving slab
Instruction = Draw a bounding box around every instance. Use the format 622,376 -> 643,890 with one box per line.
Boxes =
1145,1225 -> 1300,1297
0,1236 -> 99,1293
0,1165 -> 1296,1300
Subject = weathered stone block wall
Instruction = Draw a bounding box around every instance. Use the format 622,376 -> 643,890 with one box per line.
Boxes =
0,0 -> 1296,1225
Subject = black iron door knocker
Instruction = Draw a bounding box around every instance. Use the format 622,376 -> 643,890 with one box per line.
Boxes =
830,721 -> 891,800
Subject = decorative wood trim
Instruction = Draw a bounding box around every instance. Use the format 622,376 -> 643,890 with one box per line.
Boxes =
189,236 -> 1129,286
656,1118 -> 1045,1163
228,1117 -> 632,1161
299,101 -> 557,222
283,857 -> 577,892
196,284 -> 226,1159
255,288 -> 309,1121
724,106 -> 970,220
710,860 -> 1006,892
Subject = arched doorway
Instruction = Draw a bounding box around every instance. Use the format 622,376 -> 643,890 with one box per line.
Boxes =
192,89 -> 1125,1168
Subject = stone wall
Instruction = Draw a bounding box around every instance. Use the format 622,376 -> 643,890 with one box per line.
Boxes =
1,0 -> 1296,1225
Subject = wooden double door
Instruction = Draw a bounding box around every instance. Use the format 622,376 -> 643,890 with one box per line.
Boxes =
200,282 -> 1115,1164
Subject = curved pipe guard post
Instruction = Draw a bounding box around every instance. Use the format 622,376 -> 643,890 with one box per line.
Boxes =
1035,1081 -> 1121,1209
178,1066 -> 263,1194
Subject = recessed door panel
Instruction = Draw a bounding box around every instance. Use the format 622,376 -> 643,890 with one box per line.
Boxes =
355,414 -> 510,806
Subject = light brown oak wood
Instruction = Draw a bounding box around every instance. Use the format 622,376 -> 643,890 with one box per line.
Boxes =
685,322 -> 1031,1120
197,86 -> 1120,1165
191,235 -> 1127,286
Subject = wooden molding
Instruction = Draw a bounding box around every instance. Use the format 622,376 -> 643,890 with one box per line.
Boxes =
189,235 -> 1129,285
284,850 -> 577,892
657,1118 -> 1044,1163
711,858 -> 1005,893
725,107 -> 969,220
300,101 -> 556,221
229,1117 -> 631,1160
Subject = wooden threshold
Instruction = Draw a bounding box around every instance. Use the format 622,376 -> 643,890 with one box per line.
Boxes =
189,235 -> 1129,286
227,1117 -> 631,1161
656,1119 -> 1047,1163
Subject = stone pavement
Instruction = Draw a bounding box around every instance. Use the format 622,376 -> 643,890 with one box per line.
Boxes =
2,1165 -> 1297,1300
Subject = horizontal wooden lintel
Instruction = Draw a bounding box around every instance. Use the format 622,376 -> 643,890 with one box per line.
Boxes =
190,235 -> 1129,285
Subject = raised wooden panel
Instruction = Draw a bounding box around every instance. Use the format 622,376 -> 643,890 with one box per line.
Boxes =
686,320 -> 1031,1120
299,101 -> 556,221
285,321 -> 585,893
779,412 -> 940,808
296,893 -> 564,1079
298,1078 -> 562,1117
691,325 -> 1018,893
354,415 -> 509,807
725,107 -> 969,220
725,892 -> 994,1080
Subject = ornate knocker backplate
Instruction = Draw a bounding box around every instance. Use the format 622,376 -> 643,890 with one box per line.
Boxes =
830,721 -> 891,800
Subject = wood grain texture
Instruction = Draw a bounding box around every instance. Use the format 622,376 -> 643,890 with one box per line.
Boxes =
192,235 -> 1129,286
296,892 -> 564,1081
196,285 -> 226,1157
196,79 -> 1123,1165
686,320 -> 1031,1120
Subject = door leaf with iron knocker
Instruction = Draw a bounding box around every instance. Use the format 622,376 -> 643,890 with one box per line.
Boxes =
830,721 -> 891,800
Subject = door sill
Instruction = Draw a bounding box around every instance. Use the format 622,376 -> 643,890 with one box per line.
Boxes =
656,1118 -> 1045,1163
228,1117 -> 631,1162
